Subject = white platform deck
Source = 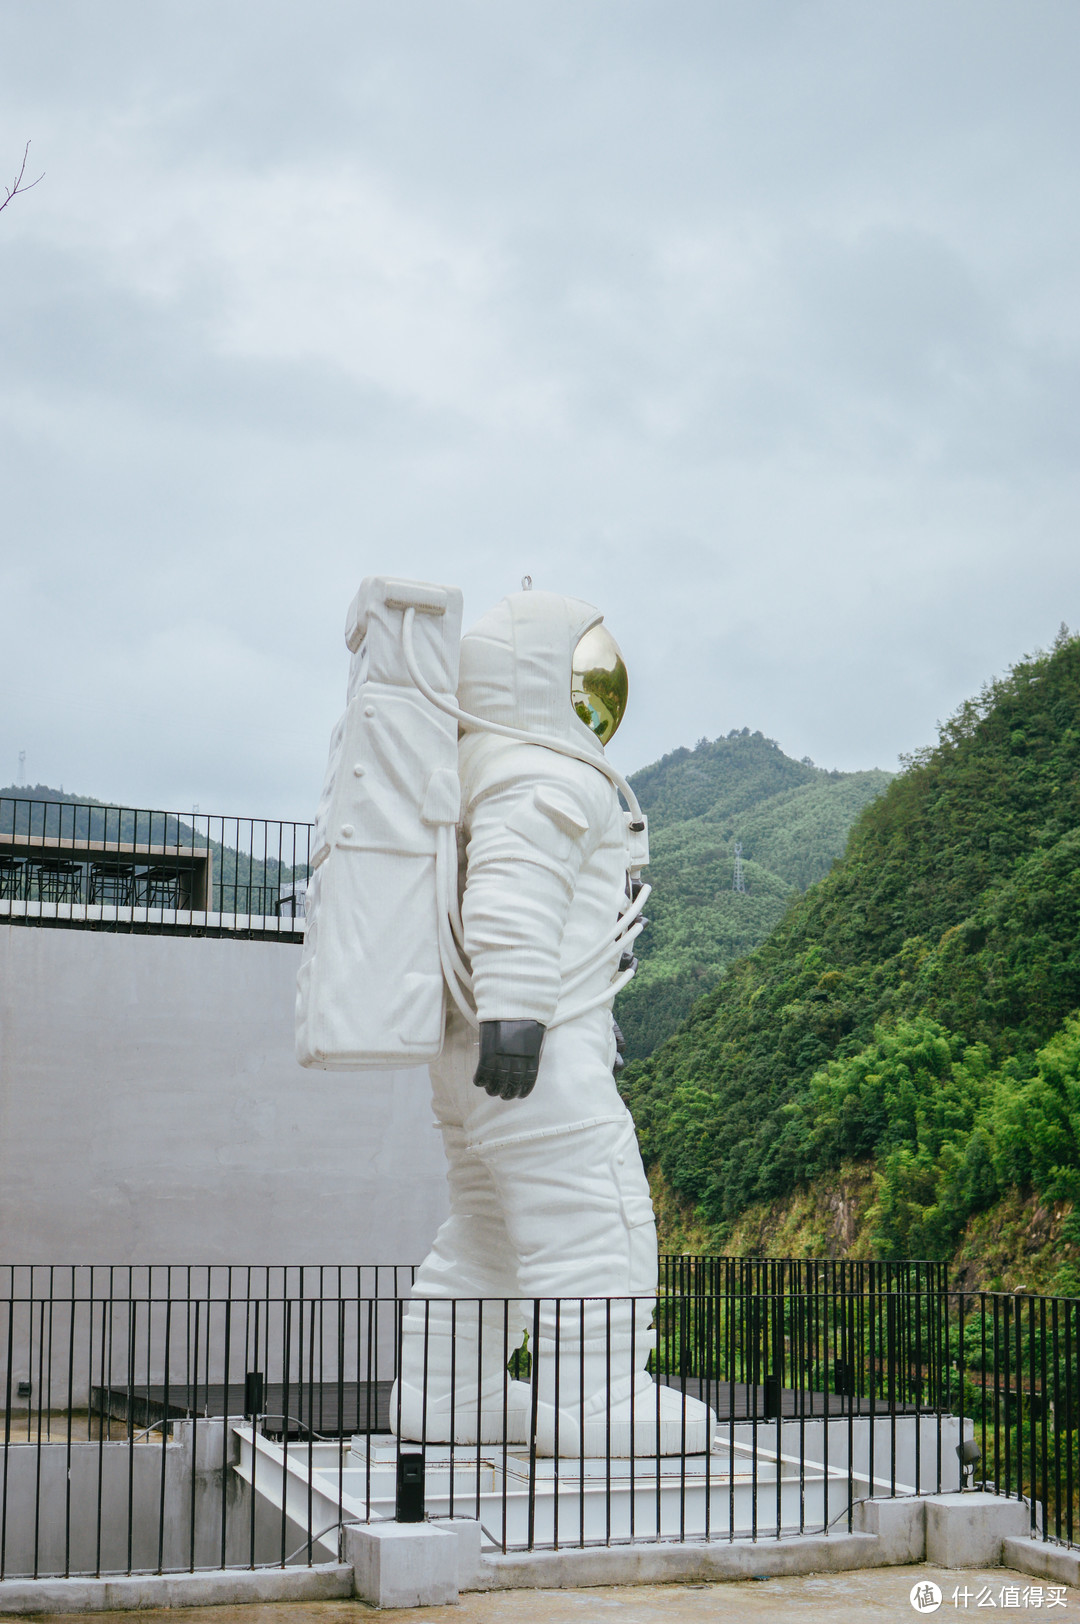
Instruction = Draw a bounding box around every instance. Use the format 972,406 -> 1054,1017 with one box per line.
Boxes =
231,1421 -> 938,1555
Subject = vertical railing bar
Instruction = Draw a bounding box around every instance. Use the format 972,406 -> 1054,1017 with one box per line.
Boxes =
749,1286 -> 758,1544
247,1298 -> 260,1568
628,1297 -> 637,1547
1,1283 -> 14,1581
279,1293 -> 293,1565
46,1266 -> 56,1442
579,1298 -> 586,1552
1016,1295 -> 1024,1510
499,1300 -> 509,1554
527,1298 -> 540,1553
95,1271 -> 113,1575
220,1294 -> 233,1570
365,1295 -> 374,1524
63,1291 -> 76,1576
729,1270 -> 740,1540
1032,1295 -> 1042,1539
31,1288 -> 46,1576
335,1293 -> 345,1543
306,1291 -> 317,1564
441,1295 -> 453,1526
26,1288 -> 43,1578
1050,1295 -> 1061,1544
1065,1300 -> 1074,1548
820,1288 -> 830,1535
552,1297 -> 561,1550
1000,1292 -> 1006,1507
157,1292 -> 172,1574
845,1283 -> 854,1532
188,1296 -> 201,1571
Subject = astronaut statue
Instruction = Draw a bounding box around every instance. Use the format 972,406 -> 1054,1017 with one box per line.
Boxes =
297,576 -> 712,1457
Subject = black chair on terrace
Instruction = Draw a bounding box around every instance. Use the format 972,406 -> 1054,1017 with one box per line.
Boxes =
28,859 -> 82,903
0,856 -> 26,900
138,867 -> 184,909
88,861 -> 137,906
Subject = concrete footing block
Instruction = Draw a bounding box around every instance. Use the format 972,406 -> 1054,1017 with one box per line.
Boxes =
853,1496 -> 926,1563
476,1532 -> 887,1591
0,1565 -> 354,1616
343,1521 -> 458,1608
431,1518 -> 484,1590
925,1493 -> 1031,1569
1002,1537 -> 1080,1588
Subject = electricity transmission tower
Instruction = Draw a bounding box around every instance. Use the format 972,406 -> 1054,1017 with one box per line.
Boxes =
732,841 -> 746,893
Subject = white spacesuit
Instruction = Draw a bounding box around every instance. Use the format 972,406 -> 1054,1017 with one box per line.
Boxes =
395,588 -> 712,1457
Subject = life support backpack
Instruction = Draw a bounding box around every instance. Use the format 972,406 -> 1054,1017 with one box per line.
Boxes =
296,576 -> 650,1071
296,577 -> 462,1068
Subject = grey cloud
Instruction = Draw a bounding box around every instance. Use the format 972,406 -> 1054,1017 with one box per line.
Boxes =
1,0 -> 1079,813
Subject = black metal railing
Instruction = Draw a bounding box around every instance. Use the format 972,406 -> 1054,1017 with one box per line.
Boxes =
658,1255 -> 948,1299
0,797 -> 311,936
3,1261 -> 1075,1579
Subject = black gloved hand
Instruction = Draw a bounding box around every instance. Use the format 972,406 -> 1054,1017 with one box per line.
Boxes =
612,1018 -> 627,1076
473,1019 -> 546,1100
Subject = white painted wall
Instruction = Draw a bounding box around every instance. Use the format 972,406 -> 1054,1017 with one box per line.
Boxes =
0,923 -> 448,1264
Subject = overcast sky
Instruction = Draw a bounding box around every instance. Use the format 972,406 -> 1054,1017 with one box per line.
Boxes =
2,1 -> 1078,819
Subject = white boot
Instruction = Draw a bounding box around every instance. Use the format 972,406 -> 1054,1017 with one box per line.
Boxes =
531,1319 -> 714,1457
392,1301 -> 531,1446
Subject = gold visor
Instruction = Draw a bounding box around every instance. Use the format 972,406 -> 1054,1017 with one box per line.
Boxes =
571,623 -> 628,744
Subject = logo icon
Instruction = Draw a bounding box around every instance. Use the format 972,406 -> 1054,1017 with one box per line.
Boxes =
910,1581 -> 942,1613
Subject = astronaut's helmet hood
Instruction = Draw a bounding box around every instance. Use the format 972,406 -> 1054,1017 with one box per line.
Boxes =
458,589 -> 626,755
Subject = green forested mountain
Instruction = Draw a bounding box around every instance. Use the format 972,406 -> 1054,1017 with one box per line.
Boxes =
615,733 -> 891,1059
623,629 -> 1080,1289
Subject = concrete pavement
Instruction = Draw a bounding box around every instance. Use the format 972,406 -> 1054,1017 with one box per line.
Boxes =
7,1564 -> 1074,1622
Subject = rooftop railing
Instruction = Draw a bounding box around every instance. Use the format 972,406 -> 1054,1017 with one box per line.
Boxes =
1,1259 -> 1075,1579
0,795 -> 311,940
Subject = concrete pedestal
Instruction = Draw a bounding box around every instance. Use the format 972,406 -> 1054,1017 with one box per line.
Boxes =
852,1496 -> 926,1564
343,1520 -> 459,1608
924,1492 -> 1031,1568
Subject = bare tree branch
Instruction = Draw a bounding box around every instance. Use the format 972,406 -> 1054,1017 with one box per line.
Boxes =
0,141 -> 44,216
